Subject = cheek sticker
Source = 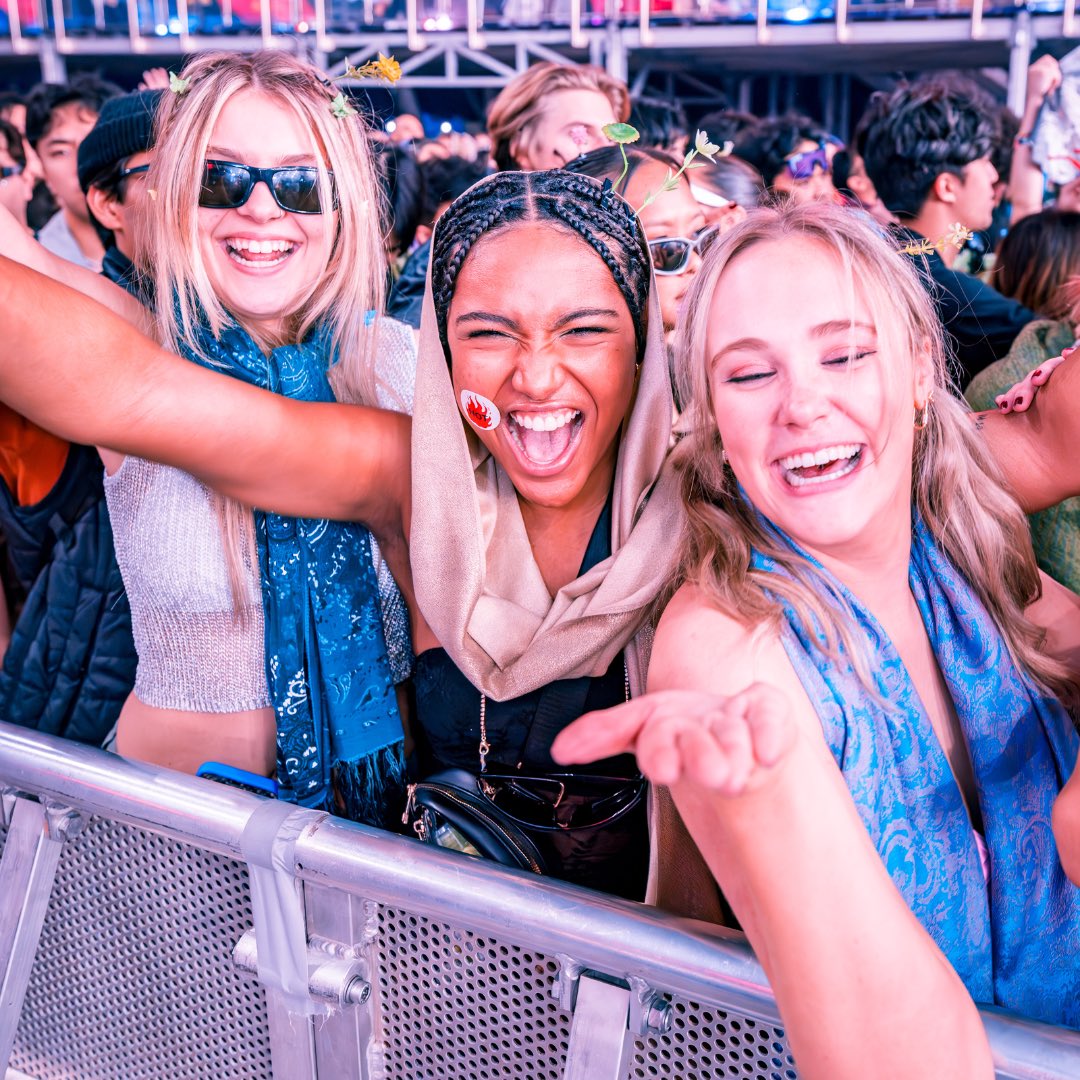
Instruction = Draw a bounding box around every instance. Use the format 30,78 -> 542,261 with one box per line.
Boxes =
459,390 -> 501,431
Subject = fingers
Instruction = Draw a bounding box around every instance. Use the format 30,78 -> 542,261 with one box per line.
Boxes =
551,686 -> 796,797
550,698 -> 653,765
995,353 -> 1068,414
735,683 -> 797,766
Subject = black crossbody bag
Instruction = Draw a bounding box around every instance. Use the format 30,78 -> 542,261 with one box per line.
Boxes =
403,672 -> 645,875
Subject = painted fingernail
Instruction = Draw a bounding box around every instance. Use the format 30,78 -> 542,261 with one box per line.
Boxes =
999,400 -> 1009,410
1033,369 -> 1043,377
1015,396 -> 1024,406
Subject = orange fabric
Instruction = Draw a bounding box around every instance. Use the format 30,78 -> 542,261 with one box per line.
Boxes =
0,403 -> 70,507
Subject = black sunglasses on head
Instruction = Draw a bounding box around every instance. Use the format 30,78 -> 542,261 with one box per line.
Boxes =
199,158 -> 334,215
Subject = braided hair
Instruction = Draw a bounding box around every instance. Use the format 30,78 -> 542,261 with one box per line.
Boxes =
430,170 -> 651,362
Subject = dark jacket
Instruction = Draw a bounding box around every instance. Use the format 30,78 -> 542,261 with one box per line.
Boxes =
0,444 -> 136,745
896,226 -> 1036,386
386,241 -> 430,330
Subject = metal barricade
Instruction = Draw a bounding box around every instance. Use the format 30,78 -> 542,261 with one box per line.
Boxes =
1,720 -> 1078,1080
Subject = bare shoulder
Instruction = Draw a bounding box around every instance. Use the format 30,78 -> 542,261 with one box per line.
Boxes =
650,582 -> 825,740
651,583 -> 784,693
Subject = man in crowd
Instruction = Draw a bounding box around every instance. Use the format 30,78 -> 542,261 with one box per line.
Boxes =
862,75 -> 1034,384
77,88 -> 160,297
25,74 -> 120,271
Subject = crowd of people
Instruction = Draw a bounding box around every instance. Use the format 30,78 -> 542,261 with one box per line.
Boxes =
2,47 -> 1080,1078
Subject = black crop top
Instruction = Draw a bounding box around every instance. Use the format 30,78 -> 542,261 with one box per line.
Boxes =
409,495 -> 649,900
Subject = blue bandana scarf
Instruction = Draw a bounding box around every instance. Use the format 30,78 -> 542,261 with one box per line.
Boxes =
182,318 -> 405,827
751,515 -> 1080,1028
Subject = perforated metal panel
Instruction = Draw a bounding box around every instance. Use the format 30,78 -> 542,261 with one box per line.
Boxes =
630,998 -> 798,1079
6,815 -> 272,1080
376,906 -> 572,1079
374,904 -> 799,1080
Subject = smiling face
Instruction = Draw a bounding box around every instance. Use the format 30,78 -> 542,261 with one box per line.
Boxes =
513,89 -> 618,171
198,89 -> 332,342
447,221 -> 638,513
624,160 -> 707,344
705,236 -> 932,559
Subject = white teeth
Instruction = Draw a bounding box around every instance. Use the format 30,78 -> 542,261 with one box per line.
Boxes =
227,238 -> 293,255
510,409 -> 580,432
778,444 -> 860,471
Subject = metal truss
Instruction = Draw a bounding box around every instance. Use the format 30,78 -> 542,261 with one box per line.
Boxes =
0,0 -> 1076,117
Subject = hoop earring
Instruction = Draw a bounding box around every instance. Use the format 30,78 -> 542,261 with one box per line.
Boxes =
913,394 -> 933,430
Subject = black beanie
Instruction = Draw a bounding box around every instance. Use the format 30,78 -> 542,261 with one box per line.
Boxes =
77,89 -> 162,193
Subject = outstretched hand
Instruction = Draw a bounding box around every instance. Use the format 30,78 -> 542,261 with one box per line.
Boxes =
551,684 -> 796,796
995,347 -> 1073,413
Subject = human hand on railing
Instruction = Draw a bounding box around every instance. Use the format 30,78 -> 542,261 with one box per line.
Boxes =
138,67 -> 171,91
995,347 -> 1075,413
551,684 -> 796,796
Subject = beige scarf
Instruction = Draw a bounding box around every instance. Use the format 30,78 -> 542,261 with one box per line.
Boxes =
409,219 -> 680,702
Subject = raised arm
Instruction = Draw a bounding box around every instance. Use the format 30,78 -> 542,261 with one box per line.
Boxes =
0,255 -> 409,539
0,203 -> 151,335
554,590 -> 993,1080
1007,55 -> 1060,227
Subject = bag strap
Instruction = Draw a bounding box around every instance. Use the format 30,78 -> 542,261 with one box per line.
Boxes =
520,676 -> 596,770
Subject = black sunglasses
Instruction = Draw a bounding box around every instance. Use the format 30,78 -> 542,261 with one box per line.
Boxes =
477,771 -> 645,832
199,158 -> 333,215
119,163 -> 150,180
648,225 -> 722,276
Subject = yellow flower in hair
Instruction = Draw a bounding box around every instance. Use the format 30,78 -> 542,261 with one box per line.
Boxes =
900,238 -> 936,257
344,53 -> 403,84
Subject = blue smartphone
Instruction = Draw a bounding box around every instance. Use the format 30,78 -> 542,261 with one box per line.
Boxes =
197,761 -> 279,798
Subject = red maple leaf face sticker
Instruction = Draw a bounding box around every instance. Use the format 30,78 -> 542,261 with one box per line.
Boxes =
466,395 -> 492,428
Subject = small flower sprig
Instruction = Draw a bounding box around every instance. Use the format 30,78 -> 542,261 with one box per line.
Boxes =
168,71 -> 191,96
603,121 -> 641,188
900,221 -> 974,257
330,54 -> 402,120
342,53 -> 403,84
601,124 -> 733,212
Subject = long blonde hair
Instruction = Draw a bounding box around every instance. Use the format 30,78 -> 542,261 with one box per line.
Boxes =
670,200 -> 1078,709
145,51 -> 387,608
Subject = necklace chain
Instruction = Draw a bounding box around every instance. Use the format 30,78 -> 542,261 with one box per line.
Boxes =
478,659 -> 630,774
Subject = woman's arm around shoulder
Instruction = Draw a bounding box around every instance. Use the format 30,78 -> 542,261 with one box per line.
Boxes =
0,255 -> 410,540
557,583 -> 994,1080
0,202 -> 150,335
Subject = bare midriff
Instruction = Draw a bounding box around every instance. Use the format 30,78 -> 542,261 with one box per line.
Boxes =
114,692 -> 277,778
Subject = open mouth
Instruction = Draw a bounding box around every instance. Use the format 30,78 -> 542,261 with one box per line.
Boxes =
224,237 -> 296,268
505,408 -> 584,470
777,443 -> 863,489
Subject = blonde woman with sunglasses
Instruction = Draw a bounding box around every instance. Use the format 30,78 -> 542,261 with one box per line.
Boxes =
0,51 -> 417,826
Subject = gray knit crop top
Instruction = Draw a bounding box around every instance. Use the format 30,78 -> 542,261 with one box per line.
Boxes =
103,315 -> 418,713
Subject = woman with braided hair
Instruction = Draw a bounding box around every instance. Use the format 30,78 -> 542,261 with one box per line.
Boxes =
0,168 -> 712,903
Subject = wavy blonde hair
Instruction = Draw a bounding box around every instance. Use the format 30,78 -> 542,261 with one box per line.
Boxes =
145,50 -> 388,607
669,199 -> 1078,709
486,61 -> 630,172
